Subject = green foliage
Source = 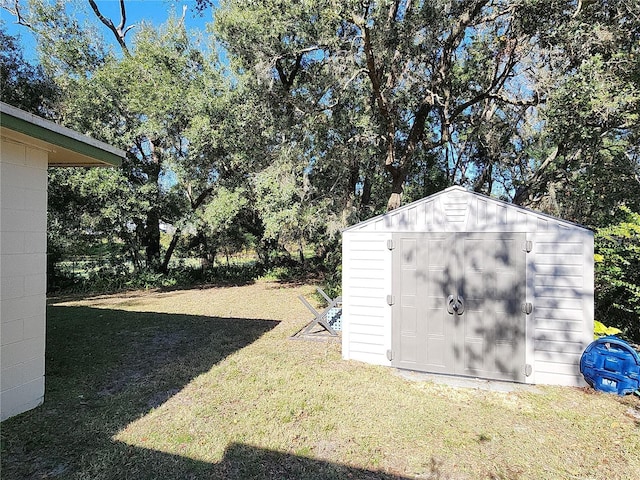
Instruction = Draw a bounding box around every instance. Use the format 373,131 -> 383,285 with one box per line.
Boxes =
0,25 -> 58,114
595,206 -> 640,341
5,0 -> 639,296
512,1 -> 640,225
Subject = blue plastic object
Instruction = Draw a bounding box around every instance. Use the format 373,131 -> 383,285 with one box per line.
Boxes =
580,336 -> 640,396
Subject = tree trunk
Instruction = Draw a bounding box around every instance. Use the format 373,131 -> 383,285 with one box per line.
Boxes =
386,168 -> 405,211
145,206 -> 161,270
160,227 -> 181,274
360,171 -> 372,212
144,141 -> 162,271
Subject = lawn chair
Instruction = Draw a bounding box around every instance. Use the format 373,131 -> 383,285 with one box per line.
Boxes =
293,287 -> 342,338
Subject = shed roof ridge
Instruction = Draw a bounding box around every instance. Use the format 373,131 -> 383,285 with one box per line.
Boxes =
343,186 -> 592,233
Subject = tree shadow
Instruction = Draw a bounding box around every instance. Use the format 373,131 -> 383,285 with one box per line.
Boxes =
81,442 -> 420,480
0,305 -> 278,479
0,305 -> 434,480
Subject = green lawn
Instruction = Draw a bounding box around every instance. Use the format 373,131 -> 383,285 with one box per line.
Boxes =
1,281 -> 639,479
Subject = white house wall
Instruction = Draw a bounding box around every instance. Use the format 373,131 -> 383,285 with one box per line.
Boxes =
1,139 -> 48,421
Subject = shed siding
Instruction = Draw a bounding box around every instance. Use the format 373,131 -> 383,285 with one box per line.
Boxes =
342,187 -> 593,387
1,140 -> 47,421
342,232 -> 391,366
531,231 -> 594,386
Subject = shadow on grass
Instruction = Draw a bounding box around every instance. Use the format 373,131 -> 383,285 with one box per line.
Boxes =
0,305 -> 279,479
0,305 -> 427,479
77,441 -> 419,480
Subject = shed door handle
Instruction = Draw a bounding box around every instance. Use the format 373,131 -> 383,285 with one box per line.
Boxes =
447,295 -> 455,314
447,295 -> 464,315
455,295 -> 464,315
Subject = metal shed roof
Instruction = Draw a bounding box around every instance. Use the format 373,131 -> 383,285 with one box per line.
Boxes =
344,186 -> 592,234
0,101 -> 125,167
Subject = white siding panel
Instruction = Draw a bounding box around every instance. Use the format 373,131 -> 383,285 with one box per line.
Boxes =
349,314 -> 386,328
535,254 -> 583,265
535,327 -> 586,344
535,275 -> 583,289
348,286 -> 385,298
348,249 -> 389,260
345,277 -> 386,289
536,242 -> 583,254
349,323 -> 385,335
535,297 -> 584,311
535,285 -> 585,299
535,339 -> 585,355
342,232 -> 391,365
347,305 -> 387,317
535,307 -> 584,322
347,350 -> 388,366
534,359 -> 583,386
537,218 -> 549,231
473,198 -> 487,228
535,264 -> 583,276
349,332 -> 386,345
535,316 -> 584,331
531,230 -> 593,386
347,258 -> 386,270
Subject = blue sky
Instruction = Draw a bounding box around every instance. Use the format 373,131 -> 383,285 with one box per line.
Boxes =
1,0 -> 218,62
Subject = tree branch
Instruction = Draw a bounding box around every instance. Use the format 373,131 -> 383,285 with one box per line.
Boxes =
513,145 -> 561,205
273,46 -> 328,91
191,187 -> 214,210
88,0 -> 131,56
3,0 -> 34,30
358,19 -> 396,167
316,68 -> 368,111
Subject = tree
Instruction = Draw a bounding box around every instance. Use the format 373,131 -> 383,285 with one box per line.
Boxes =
215,0 -> 545,211
0,24 -> 58,114
63,17 -> 241,272
6,0 -> 640,292
595,206 -> 640,342
4,1 -> 247,275
47,167 -> 145,286
216,1 -> 640,222
216,0 -> 374,222
510,0 -> 640,227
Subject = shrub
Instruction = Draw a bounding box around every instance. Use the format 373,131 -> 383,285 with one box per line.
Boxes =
594,206 -> 640,342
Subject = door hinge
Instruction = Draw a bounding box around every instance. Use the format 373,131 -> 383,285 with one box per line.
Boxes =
386,295 -> 395,306
521,302 -> 533,315
386,349 -> 394,361
387,239 -> 395,250
524,364 -> 533,377
523,240 -> 533,253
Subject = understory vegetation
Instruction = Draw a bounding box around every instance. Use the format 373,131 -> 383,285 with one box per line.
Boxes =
2,0 -> 639,338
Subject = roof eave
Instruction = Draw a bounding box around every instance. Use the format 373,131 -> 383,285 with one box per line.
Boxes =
0,102 -> 125,167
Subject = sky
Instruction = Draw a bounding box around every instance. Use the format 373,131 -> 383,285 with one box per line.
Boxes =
1,0 -> 218,62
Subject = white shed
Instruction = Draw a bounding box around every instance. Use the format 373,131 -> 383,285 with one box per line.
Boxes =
1,102 -> 124,421
341,186 -> 594,387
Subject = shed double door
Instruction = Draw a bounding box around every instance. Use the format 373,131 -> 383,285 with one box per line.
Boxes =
391,233 -> 527,382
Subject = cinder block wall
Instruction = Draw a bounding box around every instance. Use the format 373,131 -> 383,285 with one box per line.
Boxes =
1,139 -> 48,421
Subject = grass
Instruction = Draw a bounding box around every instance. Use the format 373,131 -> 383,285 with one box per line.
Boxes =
1,281 -> 639,479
